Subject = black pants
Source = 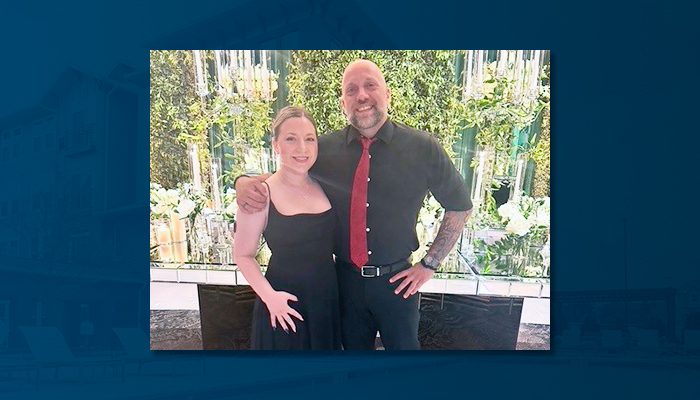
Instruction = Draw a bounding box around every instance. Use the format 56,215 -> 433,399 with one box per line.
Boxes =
337,261 -> 420,350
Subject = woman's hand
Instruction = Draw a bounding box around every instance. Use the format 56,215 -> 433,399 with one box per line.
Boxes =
262,290 -> 304,333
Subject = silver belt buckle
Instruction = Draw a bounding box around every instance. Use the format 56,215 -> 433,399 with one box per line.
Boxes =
361,265 -> 380,277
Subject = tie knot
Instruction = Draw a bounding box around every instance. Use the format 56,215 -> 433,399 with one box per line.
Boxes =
360,136 -> 375,149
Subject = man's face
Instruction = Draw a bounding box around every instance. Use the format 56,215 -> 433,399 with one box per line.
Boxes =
340,62 -> 391,133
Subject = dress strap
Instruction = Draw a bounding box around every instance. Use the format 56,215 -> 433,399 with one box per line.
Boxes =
261,180 -> 282,221
262,181 -> 272,207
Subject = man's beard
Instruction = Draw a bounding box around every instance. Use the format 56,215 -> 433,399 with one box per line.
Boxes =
349,108 -> 383,130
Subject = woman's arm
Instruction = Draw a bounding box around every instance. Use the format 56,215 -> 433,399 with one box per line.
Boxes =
232,193 -> 303,332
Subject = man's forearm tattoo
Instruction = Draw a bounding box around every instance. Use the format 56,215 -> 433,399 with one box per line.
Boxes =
427,209 -> 472,263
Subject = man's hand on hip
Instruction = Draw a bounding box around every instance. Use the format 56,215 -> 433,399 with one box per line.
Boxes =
389,263 -> 434,299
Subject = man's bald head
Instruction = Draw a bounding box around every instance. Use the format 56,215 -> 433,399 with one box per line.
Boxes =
342,59 -> 387,89
340,59 -> 391,137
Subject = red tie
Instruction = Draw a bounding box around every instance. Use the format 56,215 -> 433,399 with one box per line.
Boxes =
349,136 -> 375,268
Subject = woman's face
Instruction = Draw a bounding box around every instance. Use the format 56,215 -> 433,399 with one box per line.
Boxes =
273,117 -> 318,174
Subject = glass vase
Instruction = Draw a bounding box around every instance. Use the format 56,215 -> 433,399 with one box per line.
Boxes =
169,213 -> 189,264
154,219 -> 174,263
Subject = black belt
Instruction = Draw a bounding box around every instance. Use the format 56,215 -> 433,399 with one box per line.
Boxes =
339,259 -> 411,278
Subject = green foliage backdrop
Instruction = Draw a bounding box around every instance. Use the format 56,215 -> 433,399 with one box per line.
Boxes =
287,50 -> 467,154
150,50 -> 210,189
150,50 -> 275,190
150,50 -> 550,196
531,104 -> 550,197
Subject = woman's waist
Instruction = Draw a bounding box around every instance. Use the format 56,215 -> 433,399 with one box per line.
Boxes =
267,254 -> 335,269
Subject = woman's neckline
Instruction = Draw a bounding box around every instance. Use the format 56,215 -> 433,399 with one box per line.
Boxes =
268,199 -> 332,217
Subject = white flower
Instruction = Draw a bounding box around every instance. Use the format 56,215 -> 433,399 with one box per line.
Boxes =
419,206 -> 436,227
156,188 -> 179,207
497,201 -> 519,221
427,195 -> 441,209
175,198 -> 197,219
151,188 -> 165,204
151,187 -> 181,215
151,202 -> 170,216
528,205 -> 550,227
541,197 -> 550,207
225,201 -> 237,216
505,211 -> 531,236
530,197 -> 550,227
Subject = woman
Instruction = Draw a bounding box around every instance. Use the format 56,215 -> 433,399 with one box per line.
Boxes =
233,106 -> 341,350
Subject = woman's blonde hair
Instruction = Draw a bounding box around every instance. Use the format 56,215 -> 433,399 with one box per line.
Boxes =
270,106 -> 318,139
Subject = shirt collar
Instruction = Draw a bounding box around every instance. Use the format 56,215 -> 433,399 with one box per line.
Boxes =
345,119 -> 394,145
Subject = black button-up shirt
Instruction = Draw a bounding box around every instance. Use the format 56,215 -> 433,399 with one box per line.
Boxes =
311,119 -> 472,265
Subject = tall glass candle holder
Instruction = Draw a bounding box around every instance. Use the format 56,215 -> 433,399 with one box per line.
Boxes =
155,220 -> 174,262
211,157 -> 223,211
188,143 -> 203,192
170,213 -> 188,263
510,152 -> 529,202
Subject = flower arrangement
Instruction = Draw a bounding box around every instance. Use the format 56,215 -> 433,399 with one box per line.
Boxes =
470,195 -> 550,277
150,182 -> 245,264
150,182 -> 207,221
498,196 -> 550,236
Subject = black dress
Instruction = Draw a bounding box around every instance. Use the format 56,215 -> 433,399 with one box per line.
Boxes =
250,193 -> 341,350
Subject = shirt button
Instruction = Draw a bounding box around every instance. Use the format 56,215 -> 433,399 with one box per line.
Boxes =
368,250 -> 372,255
366,202 -> 369,207
366,228 -> 370,232
367,177 -> 371,182
369,155 -> 372,159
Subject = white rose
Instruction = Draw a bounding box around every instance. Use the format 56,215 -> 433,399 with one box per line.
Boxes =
535,207 -> 550,227
151,202 -> 170,216
505,212 -> 532,236
152,188 -> 167,204
527,206 -> 550,227
175,198 -> 197,219
160,189 -> 180,207
497,201 -> 519,221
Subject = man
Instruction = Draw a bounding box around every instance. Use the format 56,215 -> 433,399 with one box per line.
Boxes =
236,59 -> 472,350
